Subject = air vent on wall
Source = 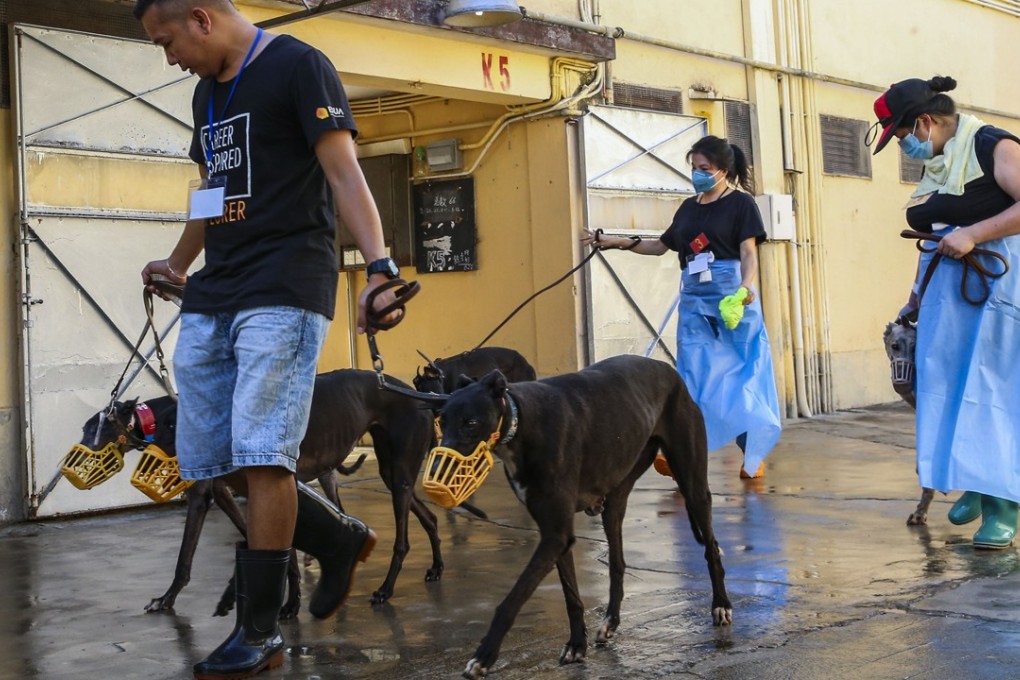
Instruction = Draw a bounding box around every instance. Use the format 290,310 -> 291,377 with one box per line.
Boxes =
612,83 -> 683,115
820,114 -> 872,179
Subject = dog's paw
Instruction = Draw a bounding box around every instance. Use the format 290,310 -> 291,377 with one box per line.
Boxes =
425,563 -> 444,582
906,511 -> 928,526
143,596 -> 175,613
279,599 -> 301,620
370,588 -> 392,605
559,642 -> 587,664
462,658 -> 488,679
213,600 -> 234,617
595,616 -> 618,644
712,606 -> 733,626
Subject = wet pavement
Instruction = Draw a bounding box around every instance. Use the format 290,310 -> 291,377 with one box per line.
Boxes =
4,402 -> 1020,680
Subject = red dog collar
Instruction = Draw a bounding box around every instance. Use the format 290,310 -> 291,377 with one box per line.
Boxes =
134,403 -> 157,442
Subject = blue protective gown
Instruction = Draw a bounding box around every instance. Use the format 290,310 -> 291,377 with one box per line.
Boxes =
915,225 -> 1020,502
676,258 -> 782,471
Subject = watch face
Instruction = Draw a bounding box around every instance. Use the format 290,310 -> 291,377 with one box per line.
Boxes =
369,258 -> 399,278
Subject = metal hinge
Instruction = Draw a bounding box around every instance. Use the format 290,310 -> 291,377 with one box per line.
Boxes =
22,294 -> 43,307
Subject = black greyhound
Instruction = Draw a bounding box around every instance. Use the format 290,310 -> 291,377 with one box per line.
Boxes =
429,354 -> 732,678
77,369 -> 464,613
413,347 -> 536,394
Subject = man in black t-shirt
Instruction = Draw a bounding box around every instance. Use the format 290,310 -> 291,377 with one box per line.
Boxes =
135,2 -> 402,677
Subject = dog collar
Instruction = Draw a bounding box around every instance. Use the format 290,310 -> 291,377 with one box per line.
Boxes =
498,393 -> 519,445
134,402 -> 157,443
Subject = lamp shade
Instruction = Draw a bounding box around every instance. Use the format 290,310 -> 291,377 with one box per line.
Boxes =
443,0 -> 523,27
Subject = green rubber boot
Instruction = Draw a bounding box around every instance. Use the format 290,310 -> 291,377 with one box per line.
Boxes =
947,491 -> 982,525
973,495 -> 1019,550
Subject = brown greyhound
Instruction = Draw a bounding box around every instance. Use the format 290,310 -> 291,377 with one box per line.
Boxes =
427,355 -> 731,678
75,369 -> 462,614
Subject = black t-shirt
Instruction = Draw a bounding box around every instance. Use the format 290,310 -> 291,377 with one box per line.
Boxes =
906,125 -> 1020,232
659,190 -> 767,267
185,35 -> 357,319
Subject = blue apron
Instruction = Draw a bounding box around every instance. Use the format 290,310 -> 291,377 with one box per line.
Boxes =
915,225 -> 1020,502
676,259 -> 782,471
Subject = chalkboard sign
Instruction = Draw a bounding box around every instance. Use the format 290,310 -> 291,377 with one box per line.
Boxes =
413,178 -> 477,273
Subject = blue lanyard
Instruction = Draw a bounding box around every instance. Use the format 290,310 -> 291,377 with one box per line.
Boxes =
206,28 -> 263,173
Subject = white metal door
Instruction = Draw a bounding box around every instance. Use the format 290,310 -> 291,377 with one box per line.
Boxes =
580,105 -> 707,364
13,25 -> 199,517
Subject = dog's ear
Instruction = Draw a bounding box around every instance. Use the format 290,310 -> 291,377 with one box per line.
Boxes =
479,369 -> 508,397
454,373 -> 476,390
883,322 -> 893,341
118,398 -> 139,416
414,394 -> 449,410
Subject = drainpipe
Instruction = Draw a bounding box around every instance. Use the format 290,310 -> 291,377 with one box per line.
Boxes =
774,0 -> 812,418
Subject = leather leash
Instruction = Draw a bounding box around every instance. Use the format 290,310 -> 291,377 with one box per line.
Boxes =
105,286 -> 179,418
364,278 -> 440,400
901,229 -> 1009,306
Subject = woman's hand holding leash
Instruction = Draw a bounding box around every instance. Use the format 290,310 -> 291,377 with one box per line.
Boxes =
580,228 -> 642,251
936,226 -> 977,259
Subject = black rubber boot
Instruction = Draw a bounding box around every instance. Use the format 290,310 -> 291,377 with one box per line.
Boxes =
293,482 -> 377,619
193,544 -> 289,679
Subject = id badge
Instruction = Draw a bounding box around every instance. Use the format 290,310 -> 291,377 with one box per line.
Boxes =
686,252 -> 714,282
687,252 -> 712,274
188,176 -> 227,220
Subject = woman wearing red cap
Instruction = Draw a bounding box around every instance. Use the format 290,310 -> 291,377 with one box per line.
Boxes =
869,76 -> 1020,548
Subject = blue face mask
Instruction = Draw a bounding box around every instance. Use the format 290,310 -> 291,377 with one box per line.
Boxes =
898,119 -> 934,160
692,169 -> 721,193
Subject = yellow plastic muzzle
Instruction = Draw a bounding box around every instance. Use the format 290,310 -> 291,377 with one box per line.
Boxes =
423,419 -> 502,509
131,444 -> 194,503
60,442 -> 125,490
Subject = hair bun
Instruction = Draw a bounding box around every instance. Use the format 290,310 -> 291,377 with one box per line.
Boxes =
927,76 -> 957,93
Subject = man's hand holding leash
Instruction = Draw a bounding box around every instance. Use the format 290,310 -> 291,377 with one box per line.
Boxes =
359,275 -> 401,335
141,258 -> 188,306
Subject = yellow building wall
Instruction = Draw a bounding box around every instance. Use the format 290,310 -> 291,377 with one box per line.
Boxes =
0,109 -> 22,522
807,0 -> 1020,408
326,115 -> 579,381
6,1 -> 1020,522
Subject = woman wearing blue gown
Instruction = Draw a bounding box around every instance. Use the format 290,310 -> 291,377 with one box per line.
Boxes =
582,136 -> 782,478
869,75 -> 1020,548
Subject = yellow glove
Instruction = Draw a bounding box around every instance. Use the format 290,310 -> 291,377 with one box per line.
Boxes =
719,287 -> 749,330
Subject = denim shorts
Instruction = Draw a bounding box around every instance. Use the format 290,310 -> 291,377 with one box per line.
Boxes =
173,306 -> 329,480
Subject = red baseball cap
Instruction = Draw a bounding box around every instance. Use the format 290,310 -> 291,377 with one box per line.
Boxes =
868,79 -> 934,154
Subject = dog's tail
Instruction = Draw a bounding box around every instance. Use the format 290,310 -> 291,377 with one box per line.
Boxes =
336,452 -> 368,476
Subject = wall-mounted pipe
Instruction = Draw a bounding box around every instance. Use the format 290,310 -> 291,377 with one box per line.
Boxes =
519,6 -> 1020,123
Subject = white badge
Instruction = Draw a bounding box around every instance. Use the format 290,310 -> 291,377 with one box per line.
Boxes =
687,251 -> 713,274
187,176 -> 227,220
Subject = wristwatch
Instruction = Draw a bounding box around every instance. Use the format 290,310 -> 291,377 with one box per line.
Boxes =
366,257 -> 400,280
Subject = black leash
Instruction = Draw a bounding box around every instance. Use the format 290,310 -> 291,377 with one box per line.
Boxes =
901,229 -> 1009,306
372,229 -> 636,401
471,229 -> 637,351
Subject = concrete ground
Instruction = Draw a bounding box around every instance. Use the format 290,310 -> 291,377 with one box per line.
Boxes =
3,402 -> 1020,680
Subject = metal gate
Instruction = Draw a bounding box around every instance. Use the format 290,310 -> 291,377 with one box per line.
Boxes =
13,25 -> 199,517
580,105 -> 707,364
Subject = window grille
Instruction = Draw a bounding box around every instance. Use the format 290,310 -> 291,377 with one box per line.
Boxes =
724,100 -> 754,167
612,82 -> 683,115
820,115 -> 872,178
899,150 -> 925,184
